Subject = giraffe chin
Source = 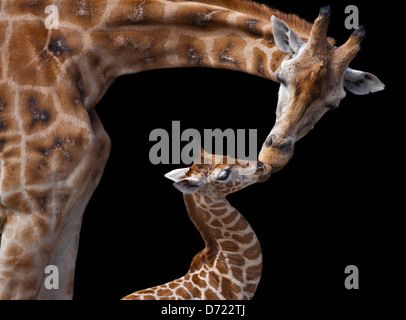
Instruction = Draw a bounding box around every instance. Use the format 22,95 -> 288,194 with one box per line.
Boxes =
257,172 -> 271,183
258,146 -> 293,174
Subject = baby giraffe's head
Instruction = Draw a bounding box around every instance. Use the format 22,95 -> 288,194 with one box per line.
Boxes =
165,151 -> 271,199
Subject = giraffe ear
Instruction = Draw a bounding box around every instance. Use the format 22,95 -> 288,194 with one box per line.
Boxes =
343,68 -> 385,95
271,15 -> 304,56
173,178 -> 200,194
165,168 -> 200,193
164,168 -> 189,182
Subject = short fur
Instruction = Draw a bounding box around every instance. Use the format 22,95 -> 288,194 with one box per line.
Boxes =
184,0 -> 314,37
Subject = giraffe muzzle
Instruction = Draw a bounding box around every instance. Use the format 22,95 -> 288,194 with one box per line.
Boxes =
264,134 -> 294,153
258,135 -> 295,172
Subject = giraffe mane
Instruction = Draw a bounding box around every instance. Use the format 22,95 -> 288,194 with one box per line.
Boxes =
186,0 -> 314,38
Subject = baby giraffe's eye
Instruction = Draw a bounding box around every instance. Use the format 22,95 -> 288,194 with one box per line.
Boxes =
217,168 -> 231,181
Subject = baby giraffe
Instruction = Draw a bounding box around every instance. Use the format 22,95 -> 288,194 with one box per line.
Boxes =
122,151 -> 271,300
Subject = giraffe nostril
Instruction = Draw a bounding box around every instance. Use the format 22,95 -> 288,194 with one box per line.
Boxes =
265,135 -> 273,148
274,140 -> 293,152
266,135 -> 294,153
257,161 -> 264,169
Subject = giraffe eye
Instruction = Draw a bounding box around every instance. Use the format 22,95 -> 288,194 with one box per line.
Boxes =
217,168 -> 231,181
325,103 -> 338,111
277,72 -> 287,86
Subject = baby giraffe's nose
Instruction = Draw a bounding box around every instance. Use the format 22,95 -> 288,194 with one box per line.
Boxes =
256,160 -> 271,183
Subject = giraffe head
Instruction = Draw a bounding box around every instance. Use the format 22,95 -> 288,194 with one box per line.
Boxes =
165,150 -> 271,199
259,6 -> 384,171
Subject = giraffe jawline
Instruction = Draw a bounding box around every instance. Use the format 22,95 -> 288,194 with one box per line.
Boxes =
257,172 -> 271,183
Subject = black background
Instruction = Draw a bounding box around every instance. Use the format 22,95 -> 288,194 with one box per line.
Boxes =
70,0 -> 400,315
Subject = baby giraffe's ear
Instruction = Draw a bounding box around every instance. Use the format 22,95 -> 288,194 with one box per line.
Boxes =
165,168 -> 200,194
164,168 -> 189,182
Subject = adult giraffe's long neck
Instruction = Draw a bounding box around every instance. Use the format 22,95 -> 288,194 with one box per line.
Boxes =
65,0 -> 313,109
96,0 -> 281,75
122,192 -> 262,300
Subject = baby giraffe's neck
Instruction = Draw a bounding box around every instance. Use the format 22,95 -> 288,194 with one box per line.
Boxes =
122,192 -> 262,300
185,192 -> 263,300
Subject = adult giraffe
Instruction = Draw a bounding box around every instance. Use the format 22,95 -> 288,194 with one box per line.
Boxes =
258,6 -> 384,170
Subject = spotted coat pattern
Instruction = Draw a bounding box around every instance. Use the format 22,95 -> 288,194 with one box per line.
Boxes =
122,154 -> 270,300
0,0 -> 314,299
